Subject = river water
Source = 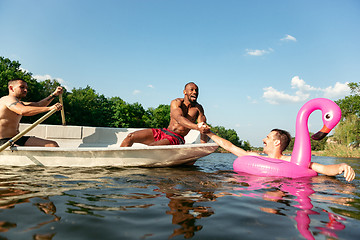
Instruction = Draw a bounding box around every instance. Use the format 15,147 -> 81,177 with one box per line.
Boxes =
0,153 -> 359,239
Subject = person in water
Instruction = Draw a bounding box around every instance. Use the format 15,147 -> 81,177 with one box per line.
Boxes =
203,126 -> 355,182
120,82 -> 210,147
0,79 -> 63,147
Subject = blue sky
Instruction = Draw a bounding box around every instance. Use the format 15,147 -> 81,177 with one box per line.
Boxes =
1,0 -> 359,147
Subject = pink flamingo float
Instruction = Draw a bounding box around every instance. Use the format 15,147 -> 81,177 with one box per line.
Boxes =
233,98 -> 342,178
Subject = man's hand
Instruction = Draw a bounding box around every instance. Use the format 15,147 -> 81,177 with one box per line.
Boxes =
52,86 -> 63,97
339,163 -> 356,182
197,122 -> 211,134
50,102 -> 62,111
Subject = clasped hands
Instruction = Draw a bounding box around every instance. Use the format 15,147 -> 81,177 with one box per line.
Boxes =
197,122 -> 211,134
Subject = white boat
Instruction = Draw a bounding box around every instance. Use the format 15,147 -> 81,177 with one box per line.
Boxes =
0,124 -> 218,167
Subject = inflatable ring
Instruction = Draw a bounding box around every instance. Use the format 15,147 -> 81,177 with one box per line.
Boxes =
233,98 -> 342,178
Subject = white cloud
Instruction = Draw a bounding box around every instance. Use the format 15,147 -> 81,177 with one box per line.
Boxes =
263,76 -> 350,104
148,84 -> 154,89
245,48 -> 273,56
323,82 -> 350,98
19,68 -> 70,90
263,86 -> 308,104
33,73 -> 68,89
19,67 -> 29,73
291,76 -> 318,92
133,90 -> 141,95
33,74 -> 65,84
247,96 -> 257,104
281,34 -> 297,42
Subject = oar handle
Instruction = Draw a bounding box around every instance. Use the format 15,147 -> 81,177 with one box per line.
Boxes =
0,109 -> 57,152
59,94 -> 66,125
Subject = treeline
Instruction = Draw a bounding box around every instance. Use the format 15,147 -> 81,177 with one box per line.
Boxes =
287,132 -> 328,152
0,56 -> 250,150
333,82 -> 360,147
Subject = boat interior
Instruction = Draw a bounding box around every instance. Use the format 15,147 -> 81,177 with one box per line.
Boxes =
19,123 -> 203,148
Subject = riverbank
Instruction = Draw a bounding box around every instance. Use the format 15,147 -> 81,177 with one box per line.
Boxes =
215,146 -> 360,159
313,144 -> 360,158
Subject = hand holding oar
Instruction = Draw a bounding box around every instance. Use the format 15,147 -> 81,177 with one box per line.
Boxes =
0,109 -> 58,152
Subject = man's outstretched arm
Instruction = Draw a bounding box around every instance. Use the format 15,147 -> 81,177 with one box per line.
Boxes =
310,162 -> 356,182
206,131 -> 258,157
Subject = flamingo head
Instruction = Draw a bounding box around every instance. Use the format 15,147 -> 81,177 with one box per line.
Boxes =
311,98 -> 342,140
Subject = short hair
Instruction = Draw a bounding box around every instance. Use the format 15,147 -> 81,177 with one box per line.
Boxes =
184,82 -> 197,90
8,78 -> 26,87
271,129 -> 292,151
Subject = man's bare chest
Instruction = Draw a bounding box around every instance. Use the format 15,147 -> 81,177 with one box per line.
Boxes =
181,107 -> 199,119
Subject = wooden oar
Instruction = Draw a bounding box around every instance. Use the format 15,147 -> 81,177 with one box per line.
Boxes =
0,109 -> 57,152
59,93 -> 66,125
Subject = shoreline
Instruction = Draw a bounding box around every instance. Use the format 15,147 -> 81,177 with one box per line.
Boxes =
215,147 -> 360,159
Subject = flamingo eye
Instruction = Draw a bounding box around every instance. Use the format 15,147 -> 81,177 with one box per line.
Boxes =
324,112 -> 333,121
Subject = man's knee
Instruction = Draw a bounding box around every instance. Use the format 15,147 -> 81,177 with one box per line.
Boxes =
48,140 -> 59,147
120,133 -> 135,147
126,133 -> 135,142
26,137 -> 59,147
45,140 -> 59,147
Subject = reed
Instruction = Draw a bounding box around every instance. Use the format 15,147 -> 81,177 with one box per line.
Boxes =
317,144 -> 360,158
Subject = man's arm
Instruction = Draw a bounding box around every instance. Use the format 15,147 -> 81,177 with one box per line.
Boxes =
6,96 -> 62,116
24,86 -> 63,107
207,131 -> 259,157
7,100 -> 62,116
196,104 -> 210,143
310,162 -> 356,182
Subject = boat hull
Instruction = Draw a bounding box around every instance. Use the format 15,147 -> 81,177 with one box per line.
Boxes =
0,144 -> 218,167
0,124 -> 218,167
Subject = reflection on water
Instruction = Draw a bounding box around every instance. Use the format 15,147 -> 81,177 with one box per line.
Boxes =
232,174 -> 358,240
0,154 -> 359,239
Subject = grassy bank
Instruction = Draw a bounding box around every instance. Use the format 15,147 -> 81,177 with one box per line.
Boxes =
216,145 -> 360,159
313,144 -> 360,158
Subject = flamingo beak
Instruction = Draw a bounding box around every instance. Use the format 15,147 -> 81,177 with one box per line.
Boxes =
311,125 -> 331,140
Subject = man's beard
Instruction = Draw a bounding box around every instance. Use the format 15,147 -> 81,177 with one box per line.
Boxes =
189,95 -> 197,104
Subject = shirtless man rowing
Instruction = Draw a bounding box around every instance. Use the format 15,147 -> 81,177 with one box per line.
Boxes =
120,82 -> 210,147
0,79 -> 63,147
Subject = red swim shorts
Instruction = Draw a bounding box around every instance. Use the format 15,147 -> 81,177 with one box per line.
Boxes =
152,128 -> 185,145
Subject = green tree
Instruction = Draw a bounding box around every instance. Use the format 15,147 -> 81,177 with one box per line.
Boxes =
336,82 -> 360,119
210,125 -> 250,150
66,86 -> 112,127
310,132 -> 328,151
144,104 -> 170,128
242,140 -> 251,151
348,82 -> 360,95
336,95 -> 360,119
0,56 -> 42,101
287,132 -> 328,151
110,97 -> 147,128
333,81 -> 360,148
332,114 -> 360,146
